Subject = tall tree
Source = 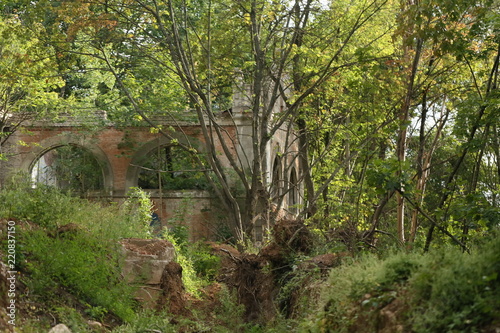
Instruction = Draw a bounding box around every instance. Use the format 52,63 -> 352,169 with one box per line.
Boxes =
0,14 -> 63,161
396,0 -> 500,249
44,0 -> 393,242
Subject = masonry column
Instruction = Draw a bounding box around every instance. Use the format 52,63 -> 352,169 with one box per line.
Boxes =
96,127 -> 133,196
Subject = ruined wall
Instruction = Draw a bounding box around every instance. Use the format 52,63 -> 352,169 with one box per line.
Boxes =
1,111 -> 302,242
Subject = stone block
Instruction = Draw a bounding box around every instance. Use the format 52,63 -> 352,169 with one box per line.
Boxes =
120,238 -> 176,307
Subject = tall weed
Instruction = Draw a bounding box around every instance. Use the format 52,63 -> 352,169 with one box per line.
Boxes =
0,179 -> 79,229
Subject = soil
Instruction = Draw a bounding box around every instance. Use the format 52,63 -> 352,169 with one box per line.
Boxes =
271,219 -> 313,254
45,223 -> 84,240
206,242 -> 275,322
299,252 -> 348,273
157,261 -> 189,317
203,219 -> 319,323
121,238 -> 173,256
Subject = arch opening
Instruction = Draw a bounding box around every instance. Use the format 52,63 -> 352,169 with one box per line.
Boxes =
288,167 -> 299,214
31,144 -> 105,193
137,144 -> 210,191
271,155 -> 283,200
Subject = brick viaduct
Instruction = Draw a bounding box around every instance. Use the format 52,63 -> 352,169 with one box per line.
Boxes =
1,113 -> 301,241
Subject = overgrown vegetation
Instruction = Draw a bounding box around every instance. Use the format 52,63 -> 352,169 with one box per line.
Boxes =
309,234 -> 500,333
0,180 -> 250,331
0,181 -> 499,332
1,0 -> 500,330
0,178 -> 153,326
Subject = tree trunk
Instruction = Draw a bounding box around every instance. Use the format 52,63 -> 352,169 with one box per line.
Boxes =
397,36 -> 423,244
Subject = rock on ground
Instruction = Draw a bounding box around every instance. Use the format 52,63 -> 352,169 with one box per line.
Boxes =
48,323 -> 72,333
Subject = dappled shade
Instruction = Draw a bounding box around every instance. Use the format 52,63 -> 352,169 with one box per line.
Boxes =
31,145 -> 104,193
137,145 -> 209,191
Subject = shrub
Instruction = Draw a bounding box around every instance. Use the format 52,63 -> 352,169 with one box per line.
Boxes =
0,177 -> 79,229
189,241 -> 221,280
380,252 -> 421,287
314,234 -> 500,333
409,235 -> 500,332
311,253 -> 384,332
121,187 -> 154,237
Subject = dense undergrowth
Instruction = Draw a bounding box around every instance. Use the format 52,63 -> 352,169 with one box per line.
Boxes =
0,181 -> 499,332
0,179 -> 152,328
307,235 -> 500,332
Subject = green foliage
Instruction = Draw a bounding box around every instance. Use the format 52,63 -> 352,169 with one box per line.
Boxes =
137,144 -> 211,191
122,187 -> 154,237
0,174 -> 84,229
380,253 -> 421,287
277,264 -> 323,320
21,224 -> 136,322
54,307 -> 92,332
110,310 -> 177,333
0,179 -> 159,322
310,254 -> 383,332
111,286 -> 258,333
2,0 -> 500,328
164,196 -> 192,247
409,235 -> 500,332
84,304 -> 108,321
4,0 -> 499,255
0,14 -> 63,116
315,233 -> 500,332
444,192 -> 499,242
188,242 -> 221,280
366,158 -> 413,195
157,198 -> 220,292
161,229 -> 203,296
209,285 -> 247,330
157,197 -> 204,294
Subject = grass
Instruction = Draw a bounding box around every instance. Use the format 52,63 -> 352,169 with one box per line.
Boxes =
0,178 -> 153,326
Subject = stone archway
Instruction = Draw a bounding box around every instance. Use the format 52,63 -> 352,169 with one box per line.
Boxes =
288,167 -> 299,214
20,133 -> 113,193
125,135 -> 205,191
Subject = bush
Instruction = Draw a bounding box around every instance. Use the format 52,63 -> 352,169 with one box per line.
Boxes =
189,242 -> 221,280
0,179 -> 79,229
380,253 -> 421,287
409,235 -> 500,332
314,234 -> 500,333
122,187 -> 154,237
